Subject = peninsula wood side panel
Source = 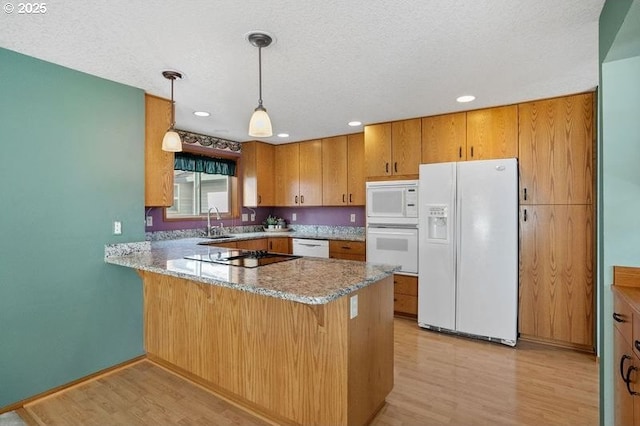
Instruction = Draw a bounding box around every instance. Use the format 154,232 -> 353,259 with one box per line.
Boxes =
144,94 -> 174,207
519,205 -> 594,350
141,271 -> 393,425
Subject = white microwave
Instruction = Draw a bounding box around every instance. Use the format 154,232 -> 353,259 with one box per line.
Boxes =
366,180 -> 419,224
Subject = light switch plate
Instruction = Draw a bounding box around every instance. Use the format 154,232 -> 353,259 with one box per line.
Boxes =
350,213 -> 356,223
242,213 -> 248,222
292,213 -> 297,221
113,221 -> 122,235
251,213 -> 256,221
350,295 -> 358,319
146,216 -> 153,227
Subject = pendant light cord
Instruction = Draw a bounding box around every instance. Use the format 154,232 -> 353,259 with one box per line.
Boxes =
258,46 -> 263,108
170,77 -> 176,128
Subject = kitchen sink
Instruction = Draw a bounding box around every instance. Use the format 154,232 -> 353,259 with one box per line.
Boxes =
197,235 -> 234,245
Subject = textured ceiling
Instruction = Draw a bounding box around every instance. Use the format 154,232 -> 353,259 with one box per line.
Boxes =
0,0 -> 605,144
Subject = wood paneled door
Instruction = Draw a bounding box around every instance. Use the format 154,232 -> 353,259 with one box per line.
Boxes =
519,204 -> 594,350
466,105 -> 518,160
298,140 -> 323,206
364,119 -> 421,179
322,133 -> 365,205
242,141 -> 274,207
518,93 -> 594,205
364,123 -> 392,178
421,112 -> 467,164
274,143 -> 300,206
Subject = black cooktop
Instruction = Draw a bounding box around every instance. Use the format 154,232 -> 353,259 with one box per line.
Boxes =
184,250 -> 300,268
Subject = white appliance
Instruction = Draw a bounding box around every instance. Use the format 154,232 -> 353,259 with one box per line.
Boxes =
366,180 -> 418,225
366,180 -> 419,275
292,238 -> 329,258
418,159 -> 518,346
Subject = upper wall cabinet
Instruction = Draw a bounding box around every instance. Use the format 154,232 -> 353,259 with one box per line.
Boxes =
364,118 -> 421,179
466,105 -> 518,161
421,107 -> 517,164
518,93 -> 594,205
145,94 -> 174,207
242,141 -> 274,207
322,133 -> 365,205
421,112 -> 467,164
274,140 -> 323,206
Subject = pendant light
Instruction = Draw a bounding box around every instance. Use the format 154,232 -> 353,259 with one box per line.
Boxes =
248,32 -> 273,137
162,70 -> 183,152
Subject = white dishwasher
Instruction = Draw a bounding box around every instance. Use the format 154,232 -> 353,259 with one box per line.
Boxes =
292,238 -> 329,258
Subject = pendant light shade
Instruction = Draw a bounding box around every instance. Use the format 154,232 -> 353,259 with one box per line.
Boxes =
248,32 -> 273,137
161,70 -> 183,152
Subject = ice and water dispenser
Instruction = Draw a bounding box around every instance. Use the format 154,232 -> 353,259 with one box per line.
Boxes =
426,205 -> 448,242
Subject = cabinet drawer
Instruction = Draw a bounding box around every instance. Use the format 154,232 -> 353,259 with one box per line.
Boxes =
394,274 -> 418,296
329,240 -> 365,255
331,253 -> 366,261
394,294 -> 418,316
614,293 -> 633,346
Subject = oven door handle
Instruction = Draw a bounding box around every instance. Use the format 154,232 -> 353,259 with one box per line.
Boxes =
367,229 -> 417,236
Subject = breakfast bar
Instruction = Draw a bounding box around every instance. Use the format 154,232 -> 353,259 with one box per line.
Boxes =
105,238 -> 397,426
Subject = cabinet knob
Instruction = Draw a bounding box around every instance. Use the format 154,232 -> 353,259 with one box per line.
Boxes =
613,312 -> 625,323
459,147 -> 462,158
394,162 -> 398,173
349,193 -> 353,203
343,194 -> 346,203
258,195 -> 262,205
470,146 -> 474,157
523,209 -> 528,222
386,162 -> 389,174
295,196 -> 298,204
523,188 -> 527,201
301,195 -> 304,204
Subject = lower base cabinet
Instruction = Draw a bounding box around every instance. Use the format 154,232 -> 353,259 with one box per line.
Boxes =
614,327 -> 638,426
393,274 -> 418,317
329,240 -> 366,261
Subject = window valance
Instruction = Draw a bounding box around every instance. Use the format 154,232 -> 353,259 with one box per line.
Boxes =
174,152 -> 236,176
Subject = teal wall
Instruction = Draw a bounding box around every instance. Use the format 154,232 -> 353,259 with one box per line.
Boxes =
0,48 -> 145,408
599,1 -> 640,424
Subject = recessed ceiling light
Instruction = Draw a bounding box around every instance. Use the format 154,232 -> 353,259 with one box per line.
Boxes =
456,95 -> 476,103
277,133 -> 289,138
348,121 -> 362,127
193,111 -> 210,117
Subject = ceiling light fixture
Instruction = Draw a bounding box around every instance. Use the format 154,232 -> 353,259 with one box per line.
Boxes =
161,70 -> 183,152
348,121 -> 362,127
193,111 -> 210,117
248,32 -> 273,137
456,95 -> 476,103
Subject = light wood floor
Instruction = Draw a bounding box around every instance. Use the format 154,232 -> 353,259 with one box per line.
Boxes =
19,318 -> 598,425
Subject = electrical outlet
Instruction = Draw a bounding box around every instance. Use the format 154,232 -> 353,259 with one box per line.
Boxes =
146,216 -> 153,227
350,213 -> 356,223
251,213 -> 256,221
113,221 -> 122,235
292,213 -> 297,221
350,295 -> 358,319
242,213 -> 248,222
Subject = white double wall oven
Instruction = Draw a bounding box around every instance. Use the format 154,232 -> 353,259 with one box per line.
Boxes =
365,180 -> 419,275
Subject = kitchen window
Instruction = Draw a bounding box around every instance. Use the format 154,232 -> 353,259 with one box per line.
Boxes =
165,152 -> 239,220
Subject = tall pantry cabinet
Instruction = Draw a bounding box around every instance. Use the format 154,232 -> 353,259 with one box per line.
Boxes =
518,92 -> 595,351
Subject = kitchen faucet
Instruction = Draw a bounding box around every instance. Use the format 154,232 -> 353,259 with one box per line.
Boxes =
207,207 -> 222,237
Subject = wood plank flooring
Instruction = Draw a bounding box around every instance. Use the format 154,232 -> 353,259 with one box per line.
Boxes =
20,318 -> 598,425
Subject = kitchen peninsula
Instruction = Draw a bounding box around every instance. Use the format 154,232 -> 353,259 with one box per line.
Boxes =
105,238 -> 397,426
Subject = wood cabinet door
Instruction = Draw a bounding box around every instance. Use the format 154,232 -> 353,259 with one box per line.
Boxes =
519,205 -> 594,349
347,133 -> 365,205
614,328 -> 636,426
144,94 -> 174,207
255,142 -> 275,206
518,93 -> 594,205
322,136 -> 348,205
391,118 -> 421,175
268,237 -> 290,254
364,123 -> 392,178
243,141 -> 274,207
274,143 -> 300,206
299,140 -> 323,206
236,238 -> 268,250
421,112 -> 467,164
466,105 -> 517,161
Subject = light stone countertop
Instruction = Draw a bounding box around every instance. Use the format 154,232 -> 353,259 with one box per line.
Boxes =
105,238 -> 398,305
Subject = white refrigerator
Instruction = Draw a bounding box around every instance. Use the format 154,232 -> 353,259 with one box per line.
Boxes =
418,158 -> 518,346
